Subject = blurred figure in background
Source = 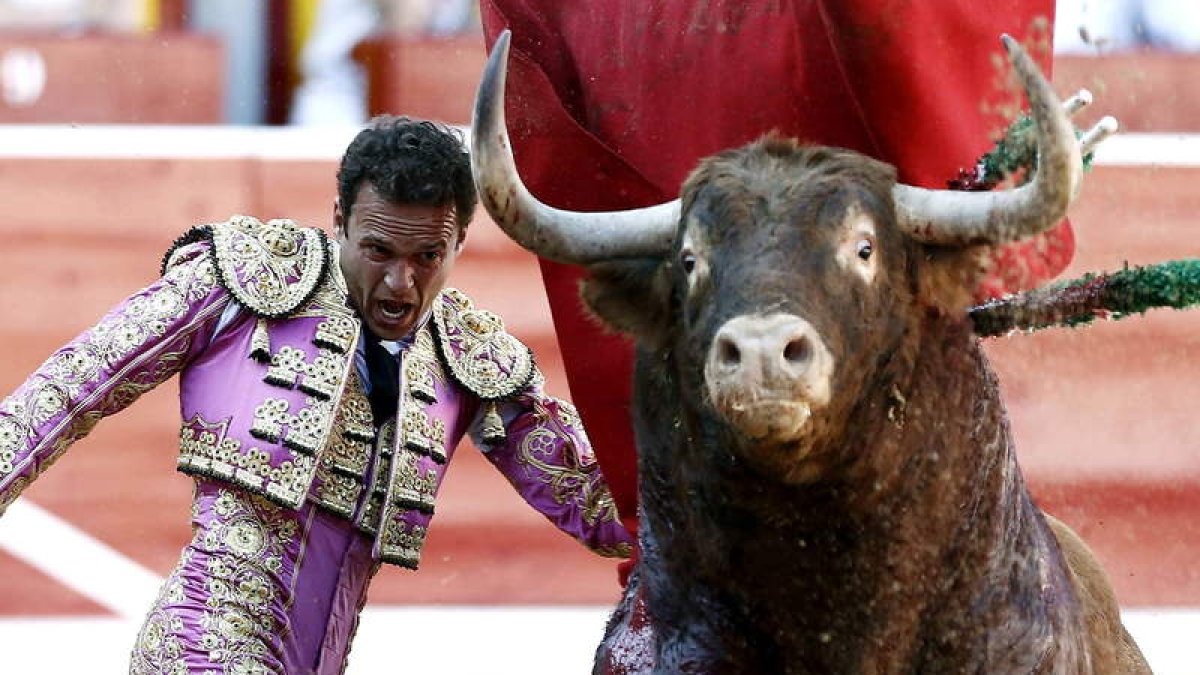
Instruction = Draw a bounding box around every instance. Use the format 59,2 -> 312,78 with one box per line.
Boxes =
1056,0 -> 1200,53
290,0 -> 478,126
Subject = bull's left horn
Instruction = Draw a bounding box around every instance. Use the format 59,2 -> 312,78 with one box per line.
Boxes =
892,35 -> 1083,247
471,30 -> 680,264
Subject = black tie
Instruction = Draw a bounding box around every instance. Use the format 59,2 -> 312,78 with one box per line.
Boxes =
364,331 -> 399,425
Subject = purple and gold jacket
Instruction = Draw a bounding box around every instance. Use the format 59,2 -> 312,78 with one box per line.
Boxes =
0,215 -> 633,568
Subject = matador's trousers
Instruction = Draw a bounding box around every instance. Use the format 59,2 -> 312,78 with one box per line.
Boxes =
130,480 -> 377,674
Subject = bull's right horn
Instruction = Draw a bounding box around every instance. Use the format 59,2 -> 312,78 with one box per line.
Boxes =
471,30 -> 680,265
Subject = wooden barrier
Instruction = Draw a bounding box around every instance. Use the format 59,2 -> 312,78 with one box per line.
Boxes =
1055,52 -> 1200,132
353,34 -> 485,125
0,32 -> 222,123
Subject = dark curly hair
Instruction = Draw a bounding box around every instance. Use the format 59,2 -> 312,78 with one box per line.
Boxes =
336,115 -> 477,234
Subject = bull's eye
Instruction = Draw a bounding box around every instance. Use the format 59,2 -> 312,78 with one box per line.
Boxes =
856,239 -> 874,261
681,251 -> 697,274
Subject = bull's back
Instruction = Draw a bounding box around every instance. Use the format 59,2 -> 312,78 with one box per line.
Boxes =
1044,513 -> 1152,674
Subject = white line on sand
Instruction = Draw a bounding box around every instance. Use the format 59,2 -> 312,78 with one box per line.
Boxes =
0,500 -> 164,621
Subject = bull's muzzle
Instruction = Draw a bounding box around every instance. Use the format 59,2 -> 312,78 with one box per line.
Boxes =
705,314 -> 833,441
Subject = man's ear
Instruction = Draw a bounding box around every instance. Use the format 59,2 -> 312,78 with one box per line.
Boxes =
333,198 -> 346,237
580,258 -> 673,349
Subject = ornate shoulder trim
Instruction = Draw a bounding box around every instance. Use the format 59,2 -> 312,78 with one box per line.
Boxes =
160,226 -> 210,274
431,288 -> 535,400
160,215 -> 331,318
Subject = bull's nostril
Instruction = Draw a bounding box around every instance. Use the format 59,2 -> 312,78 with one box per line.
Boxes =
718,338 -> 742,367
784,337 -> 811,365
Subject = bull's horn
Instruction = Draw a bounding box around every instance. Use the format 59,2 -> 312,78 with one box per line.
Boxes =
471,30 -> 680,264
892,35 -> 1083,246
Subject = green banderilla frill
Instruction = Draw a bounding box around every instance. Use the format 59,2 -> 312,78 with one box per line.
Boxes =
969,259 -> 1200,337
949,112 -> 1100,191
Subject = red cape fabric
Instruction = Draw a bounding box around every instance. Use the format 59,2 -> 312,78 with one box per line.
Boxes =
479,0 -> 1069,560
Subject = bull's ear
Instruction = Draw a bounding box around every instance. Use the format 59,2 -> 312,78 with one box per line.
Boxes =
580,258 -> 673,347
915,245 -> 991,316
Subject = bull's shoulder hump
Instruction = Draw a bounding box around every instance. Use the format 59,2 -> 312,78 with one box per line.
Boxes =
430,287 -> 535,400
161,215 -> 332,318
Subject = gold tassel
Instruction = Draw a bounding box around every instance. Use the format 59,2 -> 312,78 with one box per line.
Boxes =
481,401 -> 506,446
249,318 -> 272,362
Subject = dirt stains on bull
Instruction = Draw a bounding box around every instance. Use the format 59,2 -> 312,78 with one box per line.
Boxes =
481,185 -> 516,220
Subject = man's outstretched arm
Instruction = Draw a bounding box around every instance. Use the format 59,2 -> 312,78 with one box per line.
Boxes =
471,373 -> 636,558
0,241 -> 229,514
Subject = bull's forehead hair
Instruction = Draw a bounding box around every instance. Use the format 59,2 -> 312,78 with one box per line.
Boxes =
680,137 -> 898,222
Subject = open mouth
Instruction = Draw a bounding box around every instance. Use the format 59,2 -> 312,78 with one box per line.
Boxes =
374,299 -> 415,331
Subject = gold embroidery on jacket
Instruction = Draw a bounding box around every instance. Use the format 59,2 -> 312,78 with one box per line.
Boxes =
358,413 -> 392,534
210,216 -> 328,318
262,343 -> 344,403
44,347 -> 104,397
401,407 -> 447,463
374,326 -> 447,567
517,419 -> 622,528
285,397 -> 335,454
249,399 -> 290,443
311,463 -> 361,519
178,415 -> 315,507
380,518 -> 427,569
35,349 -> 192,491
313,315 -> 357,354
340,392 -> 375,444
0,419 -> 23,477
391,449 -> 437,514
404,329 -> 440,404
321,436 -> 373,477
373,454 -> 393,497
3,370 -> 175,511
131,554 -> 191,675
298,351 -> 342,400
249,318 -> 272,362
321,432 -> 372,478
310,370 -> 374,518
0,477 -> 28,517
595,543 -> 635,559
245,395 -> 336,456
263,346 -> 308,388
133,489 -> 302,673
432,287 -> 534,401
556,399 -> 584,431
343,415 -> 396,538
359,494 -> 384,537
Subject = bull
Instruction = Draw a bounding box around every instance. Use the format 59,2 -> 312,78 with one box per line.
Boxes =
473,30 -> 1151,674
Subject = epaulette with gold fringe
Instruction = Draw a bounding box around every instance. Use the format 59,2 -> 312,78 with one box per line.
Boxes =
160,215 -> 331,318
431,288 -> 535,446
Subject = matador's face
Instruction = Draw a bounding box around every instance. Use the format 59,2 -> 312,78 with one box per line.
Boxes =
336,182 -> 463,340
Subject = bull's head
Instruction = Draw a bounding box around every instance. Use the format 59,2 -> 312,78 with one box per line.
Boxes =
472,31 -> 1092,482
